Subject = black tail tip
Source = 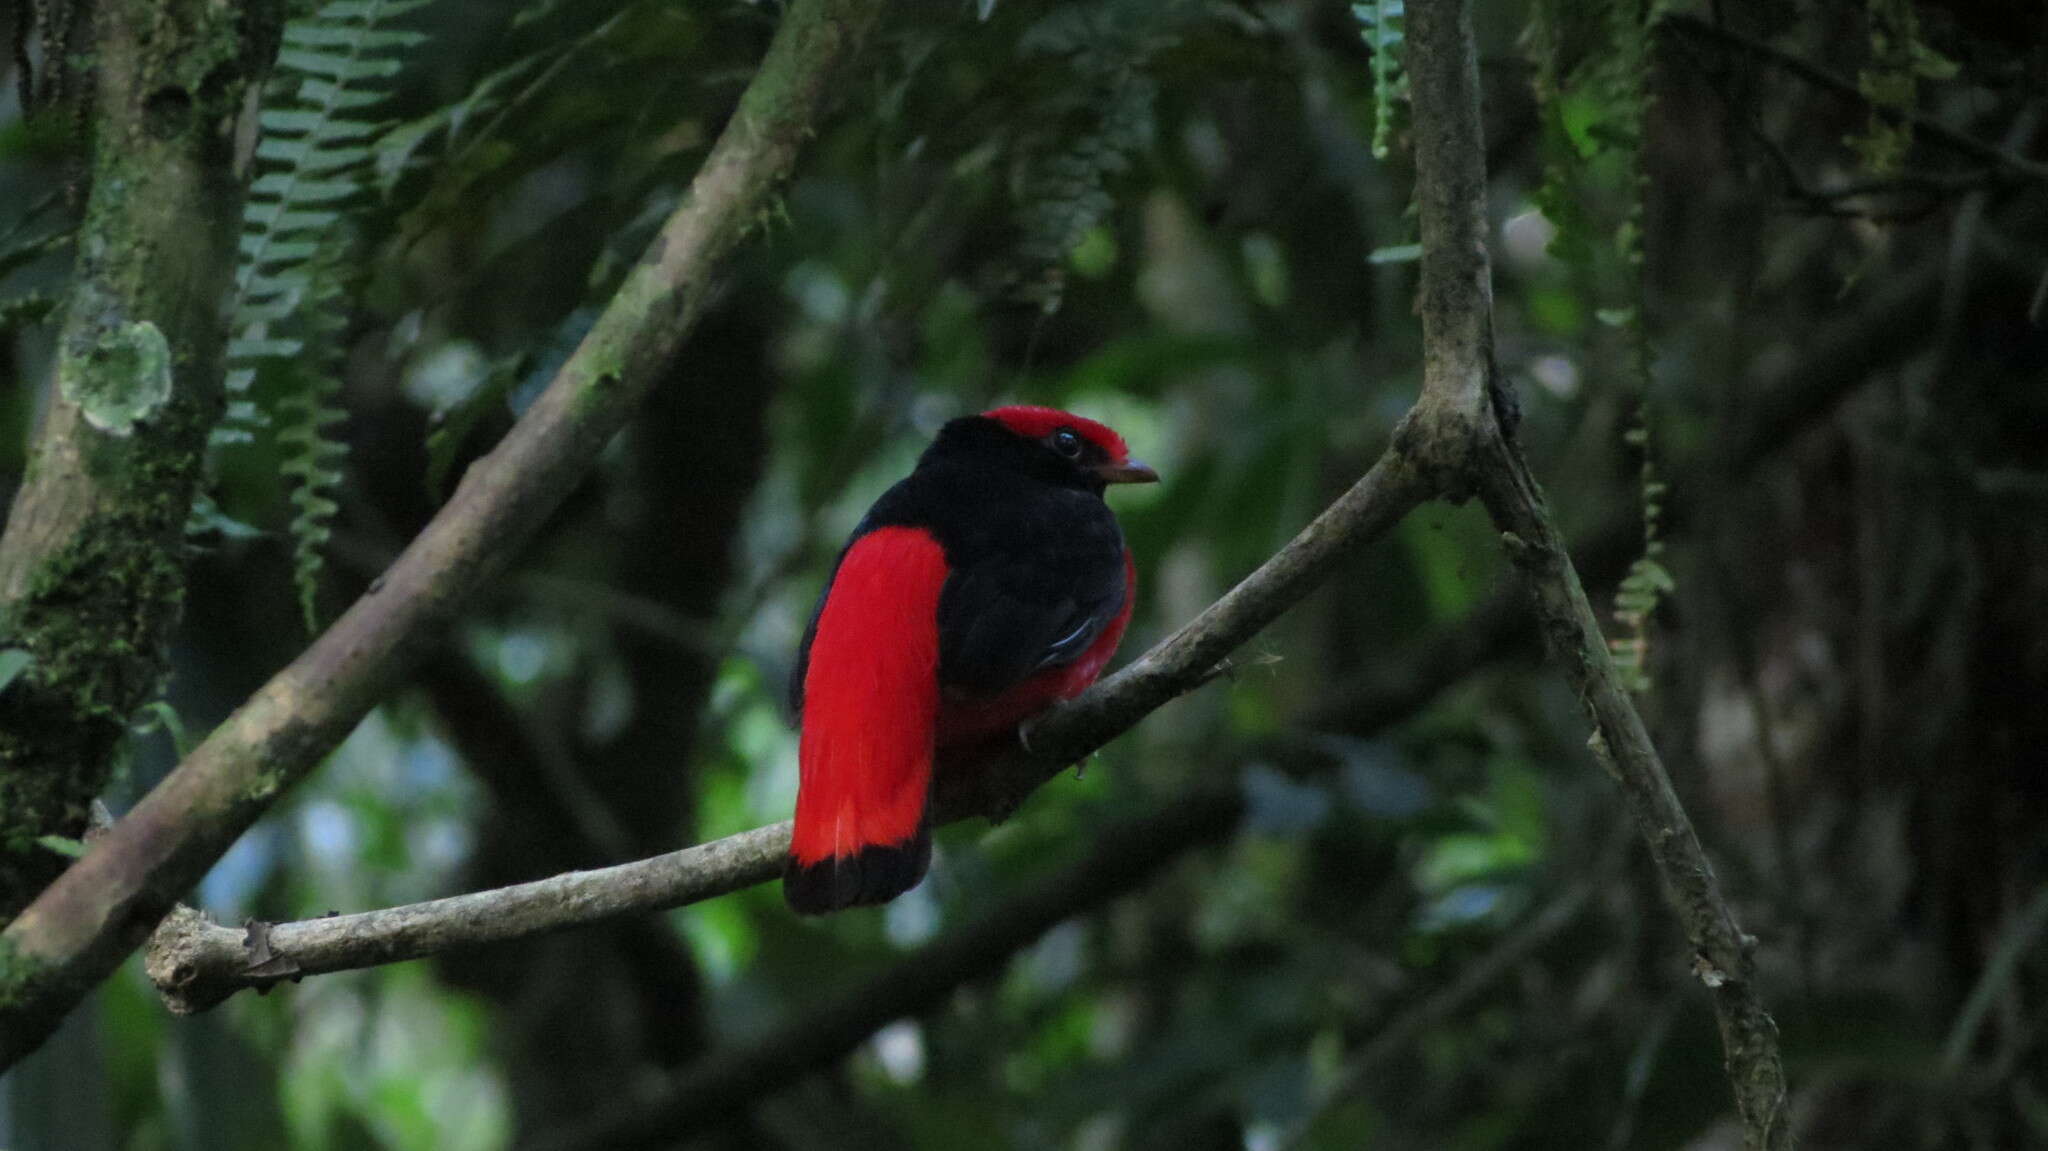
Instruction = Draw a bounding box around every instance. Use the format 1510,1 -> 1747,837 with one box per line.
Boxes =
783,833 -> 932,915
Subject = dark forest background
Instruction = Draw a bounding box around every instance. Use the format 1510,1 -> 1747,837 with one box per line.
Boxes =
1,0 -> 2044,1147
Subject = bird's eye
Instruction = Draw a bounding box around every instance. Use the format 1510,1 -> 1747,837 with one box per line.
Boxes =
1052,428 -> 1084,458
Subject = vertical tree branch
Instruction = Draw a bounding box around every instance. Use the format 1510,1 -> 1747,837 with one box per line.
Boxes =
0,0 -> 283,922
0,0 -> 885,1070
1402,1 -> 1795,1146
1392,0 -> 1495,485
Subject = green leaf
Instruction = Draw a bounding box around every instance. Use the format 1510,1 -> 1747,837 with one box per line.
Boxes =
1632,557 -> 1676,593
1910,41 -> 1959,80
1354,0 -> 1409,159
36,834 -> 86,859
423,357 -> 518,503
216,0 -> 422,630
133,700 -> 197,759
186,492 -> 266,542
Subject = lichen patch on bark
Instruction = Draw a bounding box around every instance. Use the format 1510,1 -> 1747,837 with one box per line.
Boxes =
61,320 -> 174,435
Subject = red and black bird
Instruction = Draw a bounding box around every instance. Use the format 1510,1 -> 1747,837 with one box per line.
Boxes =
784,406 -> 1157,914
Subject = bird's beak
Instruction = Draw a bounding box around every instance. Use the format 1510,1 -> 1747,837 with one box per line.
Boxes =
1095,458 -> 1160,485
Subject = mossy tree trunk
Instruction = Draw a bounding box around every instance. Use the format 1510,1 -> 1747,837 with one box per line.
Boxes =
0,0 -> 283,924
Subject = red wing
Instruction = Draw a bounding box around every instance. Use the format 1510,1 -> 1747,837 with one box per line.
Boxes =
785,527 -> 949,913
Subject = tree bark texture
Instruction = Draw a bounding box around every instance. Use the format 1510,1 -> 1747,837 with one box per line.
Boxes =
0,0 -> 283,923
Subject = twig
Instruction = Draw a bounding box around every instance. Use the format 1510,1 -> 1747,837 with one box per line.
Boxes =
418,650 -> 641,868
1942,882 -> 2048,1076
0,0 -> 887,1071
1475,397 -> 1795,1151
147,824 -> 792,1014
1278,881 -> 1599,1151
1608,996 -> 1684,1151
1665,13 -> 2048,187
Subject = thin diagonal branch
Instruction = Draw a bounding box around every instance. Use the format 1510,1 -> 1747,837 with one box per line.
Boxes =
0,0 -> 886,1071
1280,880 -> 1600,1151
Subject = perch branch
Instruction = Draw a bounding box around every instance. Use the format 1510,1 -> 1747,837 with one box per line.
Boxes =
147,823 -> 792,1014
0,0 -> 885,1070
542,578 -> 1598,1143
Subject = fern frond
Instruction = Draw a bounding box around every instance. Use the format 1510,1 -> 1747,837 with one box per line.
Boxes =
1527,0 -> 1671,691
1353,0 -> 1409,160
1009,2 -> 1177,315
277,334 -> 352,629
208,0 -> 425,628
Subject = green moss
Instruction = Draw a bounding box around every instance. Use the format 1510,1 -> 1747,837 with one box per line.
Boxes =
0,937 -> 50,1011
576,369 -> 626,417
0,505 -> 185,919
